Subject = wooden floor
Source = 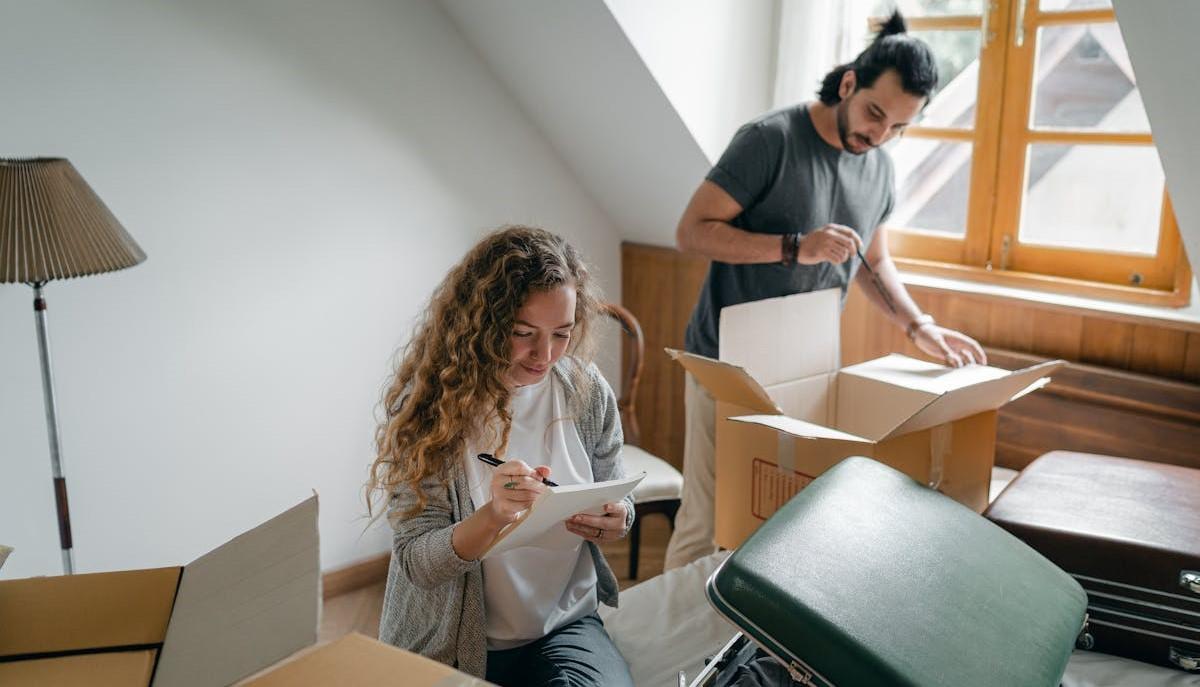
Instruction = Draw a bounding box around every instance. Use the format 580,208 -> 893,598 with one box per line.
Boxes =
319,514 -> 674,640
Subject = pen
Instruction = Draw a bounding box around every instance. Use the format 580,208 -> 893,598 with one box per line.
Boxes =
476,453 -> 559,487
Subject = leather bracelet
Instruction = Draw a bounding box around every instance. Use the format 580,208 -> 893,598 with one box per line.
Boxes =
906,313 -> 935,340
780,232 -> 801,266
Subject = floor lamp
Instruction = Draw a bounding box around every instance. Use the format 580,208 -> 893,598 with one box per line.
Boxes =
0,158 -> 146,574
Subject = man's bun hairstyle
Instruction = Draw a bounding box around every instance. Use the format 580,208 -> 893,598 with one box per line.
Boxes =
817,9 -> 939,105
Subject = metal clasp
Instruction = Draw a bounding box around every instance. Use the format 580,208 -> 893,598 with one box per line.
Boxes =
786,661 -> 815,685
1169,646 -> 1200,672
1181,570 -> 1200,595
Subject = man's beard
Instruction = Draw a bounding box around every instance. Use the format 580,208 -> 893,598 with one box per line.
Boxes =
836,99 -> 872,155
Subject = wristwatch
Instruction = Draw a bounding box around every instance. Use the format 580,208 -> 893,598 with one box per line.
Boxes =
905,313 -> 935,340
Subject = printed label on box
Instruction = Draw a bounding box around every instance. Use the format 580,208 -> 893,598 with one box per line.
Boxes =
752,458 -> 816,521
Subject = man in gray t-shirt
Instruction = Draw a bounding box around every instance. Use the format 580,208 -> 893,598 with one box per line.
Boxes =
666,13 -> 986,571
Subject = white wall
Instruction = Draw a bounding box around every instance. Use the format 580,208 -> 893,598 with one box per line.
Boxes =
0,0 -> 621,579
605,0 -> 778,163
1114,0 -> 1200,282
441,0 -> 711,248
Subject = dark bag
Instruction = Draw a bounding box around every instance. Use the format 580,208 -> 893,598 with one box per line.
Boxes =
695,456 -> 1088,687
986,451 -> 1200,673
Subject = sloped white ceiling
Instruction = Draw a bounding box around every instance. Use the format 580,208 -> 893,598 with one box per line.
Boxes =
1114,1 -> 1200,274
440,0 -> 710,247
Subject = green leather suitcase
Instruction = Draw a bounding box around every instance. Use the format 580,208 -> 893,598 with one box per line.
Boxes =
703,456 -> 1088,687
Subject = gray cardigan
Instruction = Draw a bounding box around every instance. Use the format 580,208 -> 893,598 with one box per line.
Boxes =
378,360 -> 635,678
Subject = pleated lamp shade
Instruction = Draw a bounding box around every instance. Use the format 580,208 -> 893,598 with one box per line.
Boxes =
0,158 -> 146,284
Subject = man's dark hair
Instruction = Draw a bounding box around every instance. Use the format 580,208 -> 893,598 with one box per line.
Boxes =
817,10 -> 938,105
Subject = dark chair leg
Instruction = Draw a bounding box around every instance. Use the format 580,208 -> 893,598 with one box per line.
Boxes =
628,516 -> 642,580
665,500 -> 680,530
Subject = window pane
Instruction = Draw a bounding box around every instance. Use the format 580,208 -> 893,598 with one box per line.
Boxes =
1038,0 -> 1112,11
887,137 -> 972,236
1020,144 -> 1163,254
870,0 -> 982,16
1032,24 -> 1150,132
909,29 -> 981,129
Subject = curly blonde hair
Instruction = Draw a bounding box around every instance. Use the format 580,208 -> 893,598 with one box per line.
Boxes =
366,226 -> 602,519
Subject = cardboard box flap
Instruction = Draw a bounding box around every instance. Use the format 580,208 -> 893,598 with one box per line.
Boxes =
718,288 -> 840,387
729,414 -> 873,444
665,349 -> 779,414
242,633 -> 493,686
153,494 -> 320,687
0,649 -> 158,687
839,353 -> 1011,395
883,360 -> 1064,438
0,566 -> 180,658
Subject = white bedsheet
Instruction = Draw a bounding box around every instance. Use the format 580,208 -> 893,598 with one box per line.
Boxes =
601,552 -> 1198,687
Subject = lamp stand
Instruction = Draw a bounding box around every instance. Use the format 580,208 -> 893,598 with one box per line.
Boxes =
32,282 -> 75,574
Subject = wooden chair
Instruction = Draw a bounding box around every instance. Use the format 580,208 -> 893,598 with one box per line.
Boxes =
601,302 -> 684,580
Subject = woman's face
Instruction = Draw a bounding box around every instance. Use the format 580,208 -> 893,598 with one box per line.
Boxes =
507,284 -> 577,387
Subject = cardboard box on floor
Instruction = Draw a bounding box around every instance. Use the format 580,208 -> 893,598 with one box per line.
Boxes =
0,495 -> 490,686
668,289 -> 1063,550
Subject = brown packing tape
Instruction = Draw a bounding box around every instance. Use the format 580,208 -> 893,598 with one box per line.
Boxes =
777,433 -> 797,475
928,424 -> 952,489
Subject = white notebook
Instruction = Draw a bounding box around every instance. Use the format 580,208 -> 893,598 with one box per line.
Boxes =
483,472 -> 646,558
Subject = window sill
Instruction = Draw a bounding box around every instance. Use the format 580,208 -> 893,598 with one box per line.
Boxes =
898,268 -> 1200,334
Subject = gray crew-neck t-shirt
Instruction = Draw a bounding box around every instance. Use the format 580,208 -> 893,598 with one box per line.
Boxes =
684,104 -> 895,359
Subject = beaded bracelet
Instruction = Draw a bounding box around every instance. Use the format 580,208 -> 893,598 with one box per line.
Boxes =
780,232 -> 801,266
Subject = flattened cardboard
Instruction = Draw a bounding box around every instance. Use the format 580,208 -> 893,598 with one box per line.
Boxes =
153,495 -> 320,687
0,650 -> 157,686
242,634 -> 493,686
0,567 -> 180,657
718,288 -> 840,386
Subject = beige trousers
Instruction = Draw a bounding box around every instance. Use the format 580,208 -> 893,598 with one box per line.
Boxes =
663,373 -> 718,571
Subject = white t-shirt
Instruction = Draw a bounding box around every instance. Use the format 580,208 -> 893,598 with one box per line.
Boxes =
462,373 -> 599,650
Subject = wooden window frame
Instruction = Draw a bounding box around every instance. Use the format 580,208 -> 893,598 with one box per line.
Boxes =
877,2 -> 1192,307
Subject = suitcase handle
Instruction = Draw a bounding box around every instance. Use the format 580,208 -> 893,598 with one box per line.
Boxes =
1182,570 -> 1200,595
1169,646 -> 1200,672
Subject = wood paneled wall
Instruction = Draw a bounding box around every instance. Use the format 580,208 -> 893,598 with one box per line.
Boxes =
620,243 -> 709,470
621,241 -> 1200,471
839,281 -> 1200,382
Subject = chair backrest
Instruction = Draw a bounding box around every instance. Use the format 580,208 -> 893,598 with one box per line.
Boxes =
600,302 -> 645,446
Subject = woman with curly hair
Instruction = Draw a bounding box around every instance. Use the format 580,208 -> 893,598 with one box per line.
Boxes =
368,226 -> 635,686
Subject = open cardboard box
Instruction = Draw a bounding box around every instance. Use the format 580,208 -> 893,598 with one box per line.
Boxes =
669,289 -> 1063,550
240,633 -> 491,686
0,495 -> 490,686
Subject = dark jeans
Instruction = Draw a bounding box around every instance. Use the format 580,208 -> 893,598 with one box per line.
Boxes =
484,613 -> 634,687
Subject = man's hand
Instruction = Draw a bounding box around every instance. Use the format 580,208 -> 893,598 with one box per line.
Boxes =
797,224 -> 863,265
912,324 -> 987,368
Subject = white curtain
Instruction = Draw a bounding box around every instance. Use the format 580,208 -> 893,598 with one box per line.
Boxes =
773,0 -> 874,108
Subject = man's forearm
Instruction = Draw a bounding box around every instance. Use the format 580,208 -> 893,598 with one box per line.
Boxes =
678,219 -> 783,264
859,255 -> 923,330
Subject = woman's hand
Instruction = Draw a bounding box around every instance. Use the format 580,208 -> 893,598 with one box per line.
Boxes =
485,459 -> 550,526
566,501 -> 629,544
